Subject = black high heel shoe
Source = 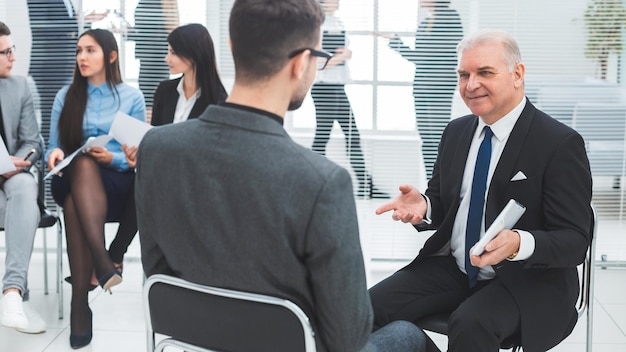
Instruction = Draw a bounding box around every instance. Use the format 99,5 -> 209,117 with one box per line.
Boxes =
70,309 -> 92,349
98,270 -> 123,294
64,276 -> 98,292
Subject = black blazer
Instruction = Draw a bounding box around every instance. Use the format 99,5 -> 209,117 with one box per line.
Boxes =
414,100 -> 593,351
151,77 -> 219,126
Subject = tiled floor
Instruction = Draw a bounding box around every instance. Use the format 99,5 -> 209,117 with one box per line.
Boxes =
1,215 -> 625,351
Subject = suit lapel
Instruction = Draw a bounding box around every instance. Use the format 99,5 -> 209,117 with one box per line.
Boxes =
448,116 -> 478,202
486,100 -> 535,222
0,79 -> 13,143
162,84 -> 179,124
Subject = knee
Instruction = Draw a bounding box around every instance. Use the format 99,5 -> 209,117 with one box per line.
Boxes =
4,174 -> 38,200
368,320 -> 427,352
448,308 -> 492,341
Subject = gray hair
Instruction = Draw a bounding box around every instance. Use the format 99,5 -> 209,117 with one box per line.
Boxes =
457,30 -> 522,72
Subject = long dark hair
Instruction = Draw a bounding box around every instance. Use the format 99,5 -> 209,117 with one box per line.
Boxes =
58,29 -> 122,153
167,23 -> 227,107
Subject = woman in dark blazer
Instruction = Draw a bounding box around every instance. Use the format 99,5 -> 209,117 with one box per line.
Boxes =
150,23 -> 227,126
119,24 -> 227,270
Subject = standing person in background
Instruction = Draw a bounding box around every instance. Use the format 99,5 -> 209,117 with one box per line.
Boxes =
379,0 -> 462,179
312,0 -> 388,199
27,0 -> 79,145
130,0 -> 179,122
0,21 -> 46,335
46,29 -> 145,349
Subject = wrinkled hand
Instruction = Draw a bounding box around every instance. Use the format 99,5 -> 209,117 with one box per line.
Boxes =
469,229 -> 521,268
375,184 -> 427,225
86,147 -> 113,165
121,144 -> 137,169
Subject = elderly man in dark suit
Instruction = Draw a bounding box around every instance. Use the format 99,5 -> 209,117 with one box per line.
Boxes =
0,21 -> 45,334
135,0 -> 426,351
371,29 -> 593,352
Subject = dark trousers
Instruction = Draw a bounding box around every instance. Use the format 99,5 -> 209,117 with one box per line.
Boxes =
311,83 -> 368,186
369,255 -> 521,351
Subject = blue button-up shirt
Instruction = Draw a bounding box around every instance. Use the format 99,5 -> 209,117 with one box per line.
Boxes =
47,81 -> 146,171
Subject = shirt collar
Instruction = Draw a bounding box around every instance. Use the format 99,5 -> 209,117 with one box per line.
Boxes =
87,81 -> 112,94
220,102 -> 284,126
176,76 -> 201,99
478,97 -> 526,142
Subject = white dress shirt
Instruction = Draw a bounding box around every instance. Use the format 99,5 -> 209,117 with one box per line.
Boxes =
446,97 -> 535,281
173,77 -> 200,124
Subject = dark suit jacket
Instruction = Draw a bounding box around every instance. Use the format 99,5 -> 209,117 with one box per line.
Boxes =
414,100 -> 593,352
136,104 -> 373,352
151,77 -> 217,126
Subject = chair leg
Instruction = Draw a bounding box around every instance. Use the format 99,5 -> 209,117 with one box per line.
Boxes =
42,227 -> 49,295
56,218 -> 64,320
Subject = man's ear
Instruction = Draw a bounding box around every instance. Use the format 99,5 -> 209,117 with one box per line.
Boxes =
513,62 -> 525,88
109,50 -> 118,64
291,50 -> 310,80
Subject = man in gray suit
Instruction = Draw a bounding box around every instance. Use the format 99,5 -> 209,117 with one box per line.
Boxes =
136,0 -> 425,351
0,22 -> 45,334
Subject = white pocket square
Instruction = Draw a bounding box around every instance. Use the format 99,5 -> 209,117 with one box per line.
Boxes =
510,171 -> 527,181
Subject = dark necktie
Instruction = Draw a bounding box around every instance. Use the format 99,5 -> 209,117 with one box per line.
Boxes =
465,126 -> 493,288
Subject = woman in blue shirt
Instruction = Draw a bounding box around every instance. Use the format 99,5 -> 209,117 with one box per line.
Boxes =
45,29 -> 145,349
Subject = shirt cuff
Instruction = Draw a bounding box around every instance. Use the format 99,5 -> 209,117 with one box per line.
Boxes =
421,194 -> 432,225
507,229 -> 535,261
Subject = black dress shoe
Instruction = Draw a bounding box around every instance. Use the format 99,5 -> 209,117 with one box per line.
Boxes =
64,276 -> 98,292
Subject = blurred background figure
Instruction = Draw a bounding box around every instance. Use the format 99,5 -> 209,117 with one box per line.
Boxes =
383,0 -> 462,178
26,0 -> 79,146
312,0 -> 388,199
129,0 -> 179,122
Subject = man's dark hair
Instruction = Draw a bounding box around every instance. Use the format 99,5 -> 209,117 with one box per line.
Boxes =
0,22 -> 11,36
229,0 -> 324,83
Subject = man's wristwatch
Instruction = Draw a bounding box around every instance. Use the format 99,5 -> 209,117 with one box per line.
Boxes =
507,251 -> 519,260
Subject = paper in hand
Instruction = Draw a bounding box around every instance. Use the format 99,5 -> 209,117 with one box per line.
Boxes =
109,111 -> 152,148
44,135 -> 114,179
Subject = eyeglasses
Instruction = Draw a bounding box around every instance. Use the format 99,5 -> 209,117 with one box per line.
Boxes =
0,46 -> 15,58
288,48 -> 333,71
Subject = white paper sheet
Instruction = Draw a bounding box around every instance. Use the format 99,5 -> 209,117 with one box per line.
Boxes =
44,135 -> 113,179
0,140 -> 16,175
109,111 -> 152,147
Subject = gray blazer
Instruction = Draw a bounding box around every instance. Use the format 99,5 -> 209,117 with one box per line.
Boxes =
0,75 -> 42,161
136,104 -> 373,352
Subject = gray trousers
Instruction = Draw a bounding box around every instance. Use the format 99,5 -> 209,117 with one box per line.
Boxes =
362,320 -> 426,352
0,172 -> 40,301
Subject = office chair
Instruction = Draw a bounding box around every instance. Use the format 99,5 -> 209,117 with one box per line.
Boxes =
0,148 -> 64,319
417,203 -> 597,351
144,274 -> 317,352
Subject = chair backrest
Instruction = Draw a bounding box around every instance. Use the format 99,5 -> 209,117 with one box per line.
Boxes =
571,103 -> 626,177
143,274 -> 317,352
535,83 -> 624,127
